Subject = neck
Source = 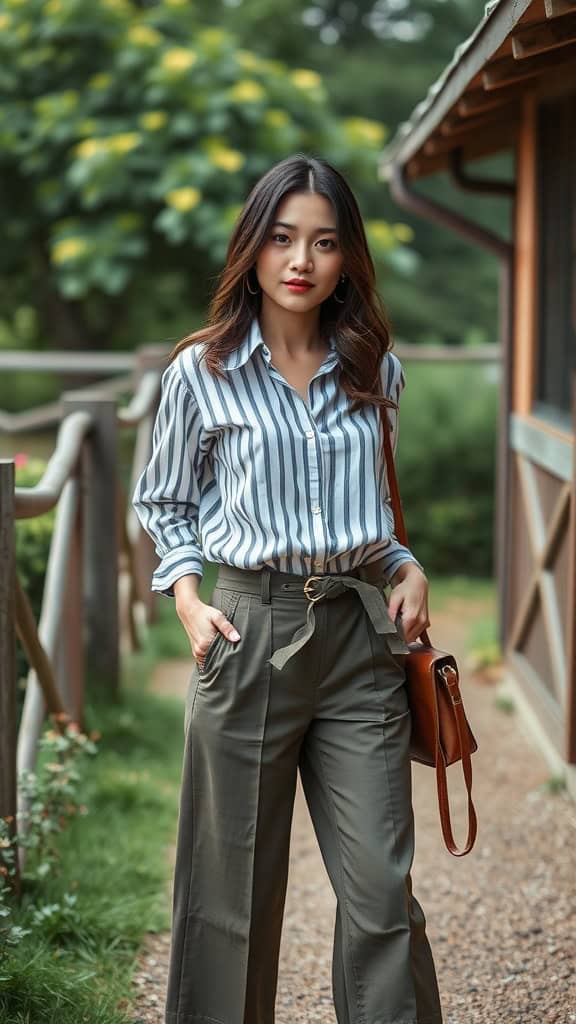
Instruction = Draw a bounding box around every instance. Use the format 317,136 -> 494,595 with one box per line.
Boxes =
258,297 -> 324,357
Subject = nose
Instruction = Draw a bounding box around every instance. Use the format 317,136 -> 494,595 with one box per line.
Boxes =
290,243 -> 313,272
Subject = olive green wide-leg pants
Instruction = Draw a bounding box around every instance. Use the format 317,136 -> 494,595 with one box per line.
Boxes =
165,565 -> 443,1024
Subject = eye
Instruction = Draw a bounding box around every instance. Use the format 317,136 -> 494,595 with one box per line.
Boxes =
317,238 -> 337,249
271,233 -> 290,243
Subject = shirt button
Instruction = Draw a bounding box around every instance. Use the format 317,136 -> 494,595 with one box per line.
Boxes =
313,560 -> 323,569
312,506 -> 321,515
305,430 -> 314,439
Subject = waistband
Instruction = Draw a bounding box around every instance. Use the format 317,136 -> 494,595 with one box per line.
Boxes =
214,562 -> 410,671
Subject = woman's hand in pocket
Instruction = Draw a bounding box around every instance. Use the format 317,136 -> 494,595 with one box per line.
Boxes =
176,596 -> 241,668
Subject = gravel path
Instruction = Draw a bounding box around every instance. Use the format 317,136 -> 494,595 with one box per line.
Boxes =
127,594 -> 576,1024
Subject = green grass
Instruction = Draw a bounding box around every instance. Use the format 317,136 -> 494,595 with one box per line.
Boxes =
0,620 -> 187,1023
427,573 -> 496,612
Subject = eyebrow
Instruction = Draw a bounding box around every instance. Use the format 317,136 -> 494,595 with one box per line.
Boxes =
271,220 -> 337,233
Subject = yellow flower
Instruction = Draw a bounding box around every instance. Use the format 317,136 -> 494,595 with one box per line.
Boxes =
264,108 -> 289,128
75,138 -> 106,159
203,140 -> 245,173
161,47 -> 197,73
0,13 -> 12,29
212,149 -> 244,172
236,49 -> 261,71
198,28 -> 229,47
343,117 -> 386,146
139,110 -> 168,131
52,238 -> 88,263
393,223 -> 413,243
165,187 -> 201,212
128,24 -> 161,47
289,69 -> 321,91
89,72 -> 111,90
228,79 -> 265,103
366,220 -> 394,249
108,132 -> 141,153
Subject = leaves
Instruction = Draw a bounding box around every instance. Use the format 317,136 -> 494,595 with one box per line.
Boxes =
0,0 -> 394,323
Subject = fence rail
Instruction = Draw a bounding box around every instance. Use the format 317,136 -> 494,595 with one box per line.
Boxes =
0,344 -> 169,884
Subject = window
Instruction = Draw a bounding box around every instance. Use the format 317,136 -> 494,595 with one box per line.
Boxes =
536,93 -> 576,422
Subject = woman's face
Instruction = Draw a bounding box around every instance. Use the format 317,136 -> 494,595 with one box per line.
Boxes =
254,191 -> 344,313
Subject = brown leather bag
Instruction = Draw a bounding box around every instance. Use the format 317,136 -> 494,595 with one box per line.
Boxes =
380,399 -> 479,857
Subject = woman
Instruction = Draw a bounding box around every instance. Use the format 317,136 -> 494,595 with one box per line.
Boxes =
132,153 -> 443,1024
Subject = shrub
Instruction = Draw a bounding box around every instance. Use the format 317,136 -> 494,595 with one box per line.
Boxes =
397,359 -> 498,577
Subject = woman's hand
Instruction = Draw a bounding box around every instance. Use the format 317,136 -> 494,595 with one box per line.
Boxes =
176,596 -> 241,670
387,563 -> 430,645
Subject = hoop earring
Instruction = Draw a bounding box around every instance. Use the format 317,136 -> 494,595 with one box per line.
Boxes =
245,269 -> 260,296
332,275 -> 348,304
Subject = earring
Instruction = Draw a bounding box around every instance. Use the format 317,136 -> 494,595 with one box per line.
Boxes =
245,269 -> 260,296
332,274 -> 348,304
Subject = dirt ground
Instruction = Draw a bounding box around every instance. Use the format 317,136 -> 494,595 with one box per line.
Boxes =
126,593 -> 576,1024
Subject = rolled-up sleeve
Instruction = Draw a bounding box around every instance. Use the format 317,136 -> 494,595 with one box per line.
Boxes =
132,358 -> 207,597
379,353 -> 425,585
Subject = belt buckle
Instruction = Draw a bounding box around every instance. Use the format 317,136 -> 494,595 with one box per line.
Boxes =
303,575 -> 324,603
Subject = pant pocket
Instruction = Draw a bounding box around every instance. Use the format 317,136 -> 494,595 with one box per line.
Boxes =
197,587 -> 242,681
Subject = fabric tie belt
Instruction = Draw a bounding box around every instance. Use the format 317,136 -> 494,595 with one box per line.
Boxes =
215,564 -> 411,673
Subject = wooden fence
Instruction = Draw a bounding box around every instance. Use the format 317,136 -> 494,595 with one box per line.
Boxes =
0,344 -> 169,882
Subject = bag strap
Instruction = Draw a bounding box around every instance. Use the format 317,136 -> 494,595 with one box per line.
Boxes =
434,665 -> 478,856
379,379 -> 477,856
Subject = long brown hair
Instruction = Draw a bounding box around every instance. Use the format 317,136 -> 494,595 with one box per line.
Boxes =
170,153 -> 399,414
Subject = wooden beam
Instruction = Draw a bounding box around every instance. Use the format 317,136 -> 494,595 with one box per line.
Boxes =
423,117 -> 519,156
545,0 -> 576,18
458,83 -> 527,116
483,42 -> 576,88
441,100 -> 521,135
512,10 -> 576,57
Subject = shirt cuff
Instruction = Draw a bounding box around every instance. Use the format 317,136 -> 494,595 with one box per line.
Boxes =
380,546 -> 425,586
151,547 -> 204,598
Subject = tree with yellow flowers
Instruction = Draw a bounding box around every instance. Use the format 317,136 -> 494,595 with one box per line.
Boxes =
0,0 -> 404,351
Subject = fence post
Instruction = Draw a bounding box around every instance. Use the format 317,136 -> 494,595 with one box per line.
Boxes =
0,459 -> 19,892
62,395 -> 119,699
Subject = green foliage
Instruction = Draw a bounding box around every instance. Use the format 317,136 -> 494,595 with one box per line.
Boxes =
0,0 -> 400,350
541,774 -> 567,794
397,358 -> 498,576
0,715 -> 99,967
0,674 -> 184,1023
494,693 -> 515,715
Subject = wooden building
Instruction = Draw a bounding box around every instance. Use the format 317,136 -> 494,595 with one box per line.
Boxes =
380,0 -> 576,790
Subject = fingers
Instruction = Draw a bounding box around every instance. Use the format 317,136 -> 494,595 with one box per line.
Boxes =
195,610 -> 241,668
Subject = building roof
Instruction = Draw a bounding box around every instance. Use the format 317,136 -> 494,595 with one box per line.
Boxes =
379,0 -> 576,179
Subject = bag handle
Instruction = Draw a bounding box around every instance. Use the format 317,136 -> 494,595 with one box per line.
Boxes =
379,382 -> 477,856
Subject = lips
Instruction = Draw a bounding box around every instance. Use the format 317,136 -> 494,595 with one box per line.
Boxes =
284,280 -> 314,291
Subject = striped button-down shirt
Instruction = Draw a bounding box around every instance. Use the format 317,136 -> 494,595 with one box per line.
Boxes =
132,315 -> 423,597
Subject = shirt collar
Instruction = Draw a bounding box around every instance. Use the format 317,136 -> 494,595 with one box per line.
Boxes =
223,316 -> 338,371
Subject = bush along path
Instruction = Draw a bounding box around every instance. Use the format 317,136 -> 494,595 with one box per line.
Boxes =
127,583 -> 576,1024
